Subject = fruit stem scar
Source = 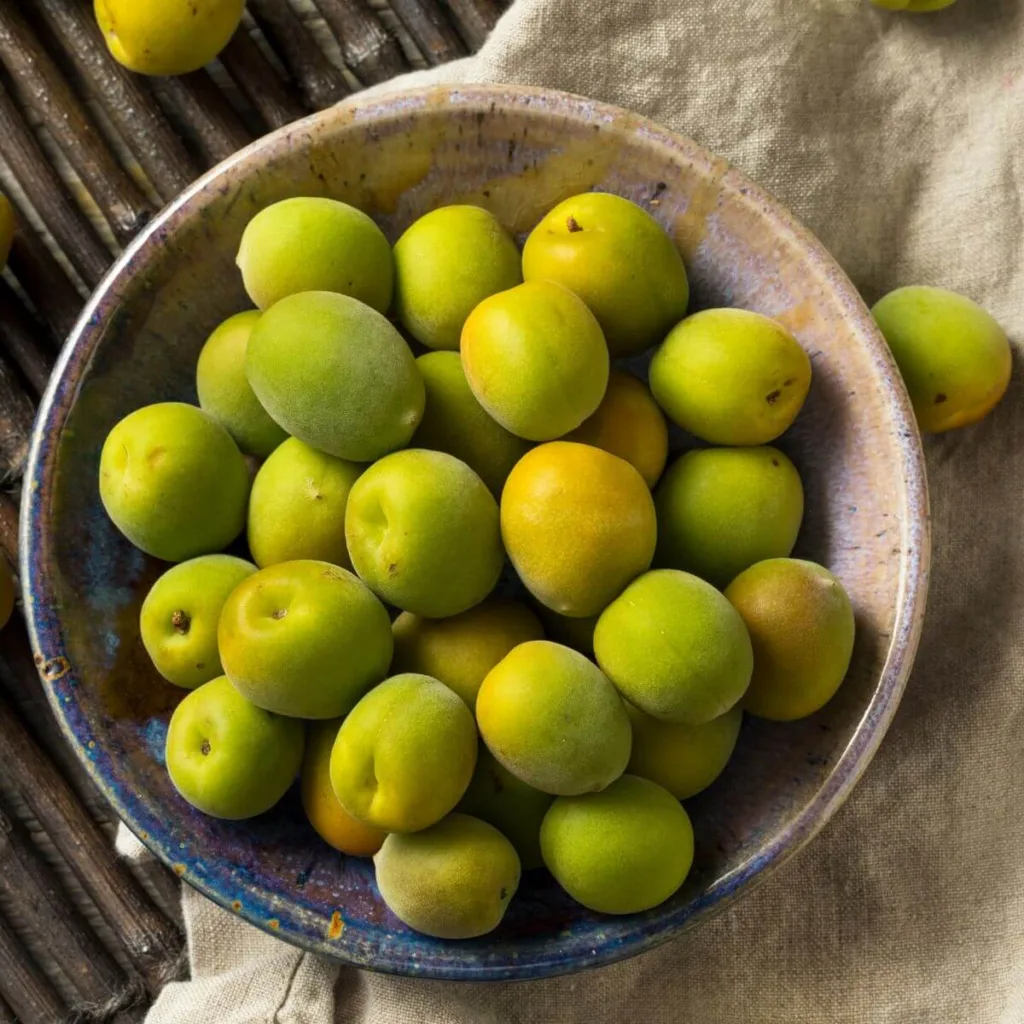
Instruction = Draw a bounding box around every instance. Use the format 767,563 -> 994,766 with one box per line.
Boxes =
171,610 -> 191,634
566,215 -> 582,233
200,739 -> 211,756
272,608 -> 288,620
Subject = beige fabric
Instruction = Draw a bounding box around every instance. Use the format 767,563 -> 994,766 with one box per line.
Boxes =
144,1 -> 1024,1020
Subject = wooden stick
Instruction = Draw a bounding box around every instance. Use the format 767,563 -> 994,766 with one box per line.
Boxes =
0,913 -> 67,1024
0,625 -> 107,814
31,0 -> 199,203
0,614 -> 183,931
156,72 -> 254,168
0,82 -> 112,289
438,0 -> 503,49
0,5 -> 153,245
7,231 -> 84,343
0,278 -> 56,396
312,0 -> 408,85
0,348 -> 35,481
0,491 -> 17,567
0,693 -> 184,996
219,28 -> 307,131
390,0 -> 466,66
0,801 -> 140,1008
248,0 -> 348,110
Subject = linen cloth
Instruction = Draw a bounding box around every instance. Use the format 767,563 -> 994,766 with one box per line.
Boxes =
143,0 -> 1024,1020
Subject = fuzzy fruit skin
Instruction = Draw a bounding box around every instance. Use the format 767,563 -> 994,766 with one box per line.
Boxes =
412,351 -> 531,497
390,599 -> 544,710
94,0 -> 244,76
394,205 -> 522,351
345,449 -> 503,618
540,775 -> 694,914
655,446 -> 804,588
461,280 -> 609,441
246,291 -> 424,463
476,641 -> 632,797
165,676 -> 304,820
236,197 -> 393,313
247,438 -> 361,570
564,371 -> 669,488
218,560 -> 393,720
871,286 -> 1011,433
594,569 -> 753,725
626,703 -> 742,799
649,308 -> 811,445
196,311 -> 287,458
374,814 -> 520,938
301,719 -> 385,857
726,558 -> 856,721
457,747 -> 553,869
501,441 -> 657,618
99,402 -> 249,562
522,192 -> 689,357
330,674 -> 478,833
140,554 -> 256,689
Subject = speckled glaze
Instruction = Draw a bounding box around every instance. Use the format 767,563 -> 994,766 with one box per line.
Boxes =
21,85 -> 929,981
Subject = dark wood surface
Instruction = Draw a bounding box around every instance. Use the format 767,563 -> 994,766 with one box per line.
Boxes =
0,0 -> 501,1018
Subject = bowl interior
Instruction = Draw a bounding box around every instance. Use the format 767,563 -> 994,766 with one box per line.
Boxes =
22,85 -> 927,981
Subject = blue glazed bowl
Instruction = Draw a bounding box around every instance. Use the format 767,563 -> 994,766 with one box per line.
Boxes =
21,85 -> 929,980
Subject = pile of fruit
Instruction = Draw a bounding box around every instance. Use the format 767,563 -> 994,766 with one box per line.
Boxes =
101,186 -> 997,942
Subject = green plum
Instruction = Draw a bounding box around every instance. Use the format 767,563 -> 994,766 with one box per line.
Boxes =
394,205 -> 522,350
522,192 -> 689,357
139,554 -> 255,689
594,570 -> 753,724
99,402 -> 249,562
871,286 -> 1011,433
196,310 -> 287,457
236,197 -> 393,312
501,441 -> 657,618
374,814 -> 520,938
390,598 -> 543,710
330,673 -> 478,833
458,747 -> 553,869
247,438 -> 361,569
726,558 -> 856,721
246,291 -> 424,462
564,370 -> 669,488
626,703 -> 742,799
95,0 -> 243,76
218,560 -> 393,719
541,774 -> 694,914
476,640 -> 631,796
345,449 -> 503,618
412,351 -> 531,497
655,446 -> 804,587
649,309 -> 811,445
165,676 -> 304,819
461,280 -> 609,441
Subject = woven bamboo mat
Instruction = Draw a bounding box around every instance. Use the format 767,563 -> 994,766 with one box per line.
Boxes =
0,2 -> 499,1020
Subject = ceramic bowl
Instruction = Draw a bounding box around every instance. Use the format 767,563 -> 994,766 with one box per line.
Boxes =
21,84 -> 929,981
